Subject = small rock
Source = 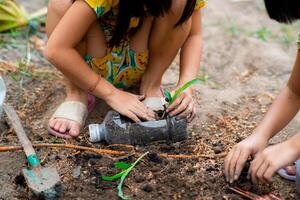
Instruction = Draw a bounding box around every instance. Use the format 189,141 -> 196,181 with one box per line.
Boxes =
72,166 -> 81,179
213,146 -> 223,154
142,184 -> 153,192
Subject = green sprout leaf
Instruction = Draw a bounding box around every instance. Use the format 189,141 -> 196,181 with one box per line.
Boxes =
171,79 -> 202,103
102,170 -> 127,181
162,88 -> 172,103
102,152 -> 149,200
113,162 -> 132,169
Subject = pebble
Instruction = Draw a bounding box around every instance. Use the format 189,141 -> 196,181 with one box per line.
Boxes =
72,166 -> 81,179
213,146 -> 223,154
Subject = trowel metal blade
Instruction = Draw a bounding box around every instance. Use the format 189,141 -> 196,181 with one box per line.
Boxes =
22,166 -> 61,198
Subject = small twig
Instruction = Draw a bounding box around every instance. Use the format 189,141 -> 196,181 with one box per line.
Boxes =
159,152 -> 227,159
0,144 -> 126,156
107,144 -> 135,151
269,193 -> 282,200
0,143 -> 227,159
229,187 -> 257,200
229,187 -> 282,200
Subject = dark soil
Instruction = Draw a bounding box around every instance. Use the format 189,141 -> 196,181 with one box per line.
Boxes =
1,0 -> 300,199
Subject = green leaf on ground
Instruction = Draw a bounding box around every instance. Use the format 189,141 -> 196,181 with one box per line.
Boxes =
102,152 -> 149,200
102,170 -> 127,181
113,162 -> 132,169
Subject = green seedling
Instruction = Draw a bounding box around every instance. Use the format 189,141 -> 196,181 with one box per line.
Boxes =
102,152 -> 149,200
251,27 -> 272,41
162,78 -> 203,104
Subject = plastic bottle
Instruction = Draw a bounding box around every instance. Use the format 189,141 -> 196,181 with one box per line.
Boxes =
89,110 -> 187,145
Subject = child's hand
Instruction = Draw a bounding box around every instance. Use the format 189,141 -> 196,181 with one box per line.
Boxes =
166,88 -> 196,122
249,139 -> 300,184
105,89 -> 156,122
224,133 -> 268,183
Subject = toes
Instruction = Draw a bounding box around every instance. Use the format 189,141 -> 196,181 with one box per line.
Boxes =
49,118 -> 81,137
54,120 -> 63,131
49,119 -> 57,128
285,166 -> 296,176
59,121 -> 68,133
68,123 -> 81,137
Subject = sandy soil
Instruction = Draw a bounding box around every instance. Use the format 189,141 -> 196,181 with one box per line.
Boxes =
1,0 -> 300,199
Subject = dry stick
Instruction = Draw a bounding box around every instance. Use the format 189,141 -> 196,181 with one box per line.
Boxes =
159,152 -> 227,159
233,187 -> 258,199
107,144 -> 135,151
229,187 -> 256,200
0,144 -> 126,156
269,194 -> 282,200
229,187 -> 281,200
0,144 -> 226,159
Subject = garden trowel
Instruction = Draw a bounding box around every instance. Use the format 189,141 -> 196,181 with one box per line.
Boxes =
0,77 -> 61,199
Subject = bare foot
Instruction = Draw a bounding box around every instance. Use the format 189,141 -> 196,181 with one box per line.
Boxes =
49,92 -> 88,137
285,165 -> 296,176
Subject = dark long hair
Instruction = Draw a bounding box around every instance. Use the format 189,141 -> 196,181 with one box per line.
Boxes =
110,0 -> 196,47
264,0 -> 300,23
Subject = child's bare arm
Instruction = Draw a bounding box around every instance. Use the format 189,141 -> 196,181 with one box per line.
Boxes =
45,0 -> 155,122
225,51 -> 300,183
45,0 -> 111,96
255,52 -> 300,139
167,9 -> 203,122
178,9 -> 203,86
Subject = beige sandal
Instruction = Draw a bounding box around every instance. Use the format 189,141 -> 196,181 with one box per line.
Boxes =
47,101 -> 88,139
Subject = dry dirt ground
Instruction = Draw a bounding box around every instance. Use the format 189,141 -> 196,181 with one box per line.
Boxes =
1,0 -> 300,199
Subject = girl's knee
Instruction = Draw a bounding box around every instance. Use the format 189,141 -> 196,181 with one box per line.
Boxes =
48,0 -> 73,17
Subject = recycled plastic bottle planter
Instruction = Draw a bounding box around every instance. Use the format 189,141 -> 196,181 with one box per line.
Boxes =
89,98 -> 187,145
